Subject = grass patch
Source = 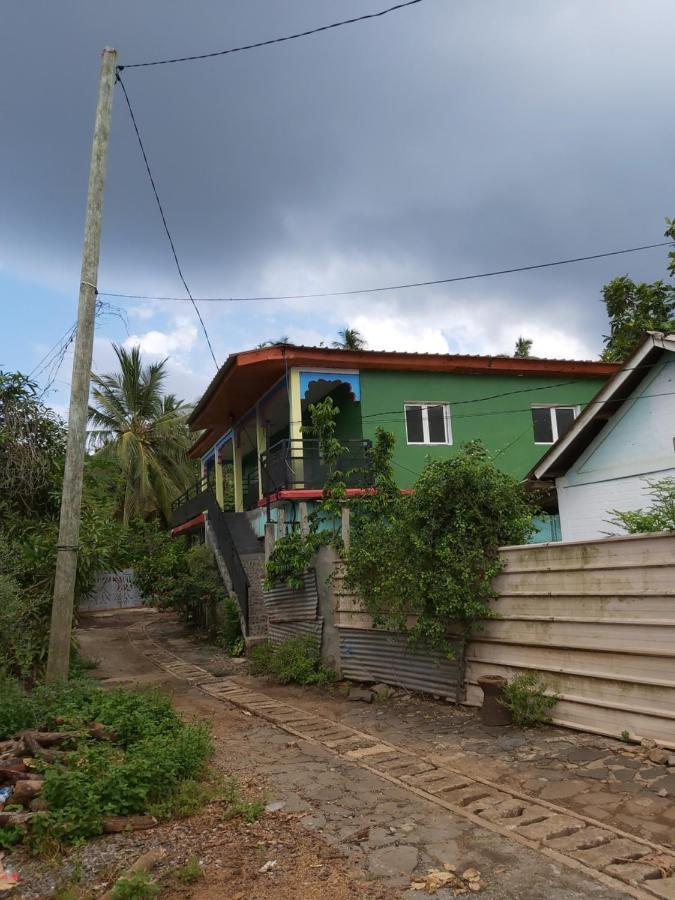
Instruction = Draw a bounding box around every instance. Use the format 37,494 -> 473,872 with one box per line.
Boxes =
110,871 -> 160,899
174,857 -> 204,884
220,777 -> 265,824
0,678 -> 212,854
248,636 -> 336,686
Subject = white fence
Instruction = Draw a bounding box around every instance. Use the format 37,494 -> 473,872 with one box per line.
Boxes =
465,532 -> 675,748
79,569 -> 143,612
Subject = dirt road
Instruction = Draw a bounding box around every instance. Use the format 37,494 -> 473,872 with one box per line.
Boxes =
60,610 -> 643,899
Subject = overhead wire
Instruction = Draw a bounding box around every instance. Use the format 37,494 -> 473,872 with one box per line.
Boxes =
98,240 -> 675,304
115,72 -> 219,370
119,0 -> 424,70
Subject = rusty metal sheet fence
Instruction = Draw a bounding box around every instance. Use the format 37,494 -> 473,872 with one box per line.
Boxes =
263,572 -> 319,623
339,628 -> 464,702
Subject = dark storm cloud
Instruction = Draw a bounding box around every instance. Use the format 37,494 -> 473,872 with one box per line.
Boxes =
2,0 -> 674,357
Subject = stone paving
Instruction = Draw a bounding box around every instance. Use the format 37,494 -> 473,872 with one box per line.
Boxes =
116,615 -> 675,898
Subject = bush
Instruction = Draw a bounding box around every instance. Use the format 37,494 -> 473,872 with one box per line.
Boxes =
0,679 -> 212,852
345,441 -> 536,655
217,597 -> 244,656
249,637 -> 336,686
501,672 -> 559,727
608,478 -> 675,534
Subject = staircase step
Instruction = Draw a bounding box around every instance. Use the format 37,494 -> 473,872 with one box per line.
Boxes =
224,512 -> 263,556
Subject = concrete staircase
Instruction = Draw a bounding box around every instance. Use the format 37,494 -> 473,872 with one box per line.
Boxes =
223,513 -> 268,640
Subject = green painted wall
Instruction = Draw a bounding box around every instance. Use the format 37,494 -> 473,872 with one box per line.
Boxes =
301,383 -> 363,444
359,370 -> 607,488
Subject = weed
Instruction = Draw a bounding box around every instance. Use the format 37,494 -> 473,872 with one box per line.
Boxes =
500,672 -> 559,727
217,597 -> 245,656
0,825 -> 23,850
174,857 -> 203,883
147,778 -> 214,821
249,637 -> 336,686
620,729 -> 631,742
110,871 -> 160,899
220,778 -> 265,823
0,678 -> 212,854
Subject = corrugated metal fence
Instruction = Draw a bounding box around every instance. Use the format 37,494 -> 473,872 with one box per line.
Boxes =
80,569 -> 143,611
465,532 -> 675,747
263,571 -> 324,644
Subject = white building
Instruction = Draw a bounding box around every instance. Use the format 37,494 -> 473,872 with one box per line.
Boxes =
532,332 -> 675,542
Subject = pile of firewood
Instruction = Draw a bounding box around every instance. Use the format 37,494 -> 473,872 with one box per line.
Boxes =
0,725 -> 156,834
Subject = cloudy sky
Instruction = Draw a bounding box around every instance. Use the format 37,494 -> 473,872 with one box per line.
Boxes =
2,0 -> 674,411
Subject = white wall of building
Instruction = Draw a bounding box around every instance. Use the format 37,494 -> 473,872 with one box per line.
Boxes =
556,356 -> 675,541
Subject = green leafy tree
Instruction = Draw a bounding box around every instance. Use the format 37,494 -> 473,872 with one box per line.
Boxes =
332,328 -> 366,350
607,478 -> 675,534
345,441 -> 536,654
88,345 -> 193,524
0,371 -> 66,521
601,220 -> 675,361
513,336 -> 533,358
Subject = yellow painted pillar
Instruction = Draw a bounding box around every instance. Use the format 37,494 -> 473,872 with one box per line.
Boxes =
214,450 -> 224,509
288,368 -> 304,487
232,433 -> 244,512
256,404 -> 267,499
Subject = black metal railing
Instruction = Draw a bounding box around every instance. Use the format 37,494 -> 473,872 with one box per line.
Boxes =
260,438 -> 373,495
242,470 -> 259,512
170,482 -> 249,634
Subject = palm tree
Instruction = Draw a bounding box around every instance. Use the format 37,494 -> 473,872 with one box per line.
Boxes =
256,336 -> 293,348
513,336 -> 533,358
88,345 -> 193,524
332,328 -> 366,350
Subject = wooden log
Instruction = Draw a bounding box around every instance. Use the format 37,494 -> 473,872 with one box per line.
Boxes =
0,765 -> 31,785
102,815 -> 157,834
100,848 -> 166,900
12,779 -> 44,806
0,810 -> 34,827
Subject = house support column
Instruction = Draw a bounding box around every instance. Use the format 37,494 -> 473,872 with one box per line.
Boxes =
288,368 -> 304,487
256,404 -> 267,501
232,433 -> 244,513
214,451 -> 224,509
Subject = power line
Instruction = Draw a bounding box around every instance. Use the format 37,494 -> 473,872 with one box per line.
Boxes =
119,0 -> 424,70
98,240 -> 675,304
115,72 -> 219,370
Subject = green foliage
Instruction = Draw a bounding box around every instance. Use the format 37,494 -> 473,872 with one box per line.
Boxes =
500,672 -> 559,727
0,673 -> 35,737
620,729 -> 631,743
248,637 -> 336,686
174,857 -> 204,883
0,370 -> 66,521
345,441 -> 536,654
88,344 -> 193,524
0,825 -> 23,850
607,478 -> 675,534
110,872 -> 160,899
219,777 -> 265,823
132,529 -> 227,621
601,223 -> 675,362
332,328 -> 366,350
0,679 -> 212,853
264,530 -> 329,590
217,597 -> 245,656
513,336 -> 533,358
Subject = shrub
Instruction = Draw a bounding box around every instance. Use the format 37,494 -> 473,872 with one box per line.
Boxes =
110,872 -> 160,899
217,597 -> 244,656
500,672 -> 559,727
345,441 -> 536,655
608,477 -> 675,534
264,531 -> 328,591
249,637 -> 336,686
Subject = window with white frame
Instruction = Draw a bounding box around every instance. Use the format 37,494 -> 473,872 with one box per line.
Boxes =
531,405 -> 579,444
404,403 -> 452,445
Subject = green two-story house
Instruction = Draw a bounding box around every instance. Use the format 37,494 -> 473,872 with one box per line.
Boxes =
173,343 -> 616,536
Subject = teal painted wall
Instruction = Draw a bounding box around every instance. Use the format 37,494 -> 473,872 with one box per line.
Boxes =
359,370 -> 607,487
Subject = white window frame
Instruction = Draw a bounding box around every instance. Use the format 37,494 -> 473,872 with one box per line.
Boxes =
531,404 -> 580,445
404,402 -> 452,446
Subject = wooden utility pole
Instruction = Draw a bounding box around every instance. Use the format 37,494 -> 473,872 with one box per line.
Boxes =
46,47 -> 117,682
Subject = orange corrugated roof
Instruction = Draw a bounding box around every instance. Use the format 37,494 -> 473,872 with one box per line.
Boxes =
188,344 -> 619,458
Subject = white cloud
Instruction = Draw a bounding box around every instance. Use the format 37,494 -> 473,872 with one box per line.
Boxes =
353,314 -> 450,354
123,315 -> 198,358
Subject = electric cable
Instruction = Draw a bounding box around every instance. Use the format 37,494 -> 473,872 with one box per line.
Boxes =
116,72 -> 219,370
98,240 -> 675,304
119,0 -> 424,70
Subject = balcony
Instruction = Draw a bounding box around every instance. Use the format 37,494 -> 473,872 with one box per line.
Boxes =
260,438 -> 373,496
